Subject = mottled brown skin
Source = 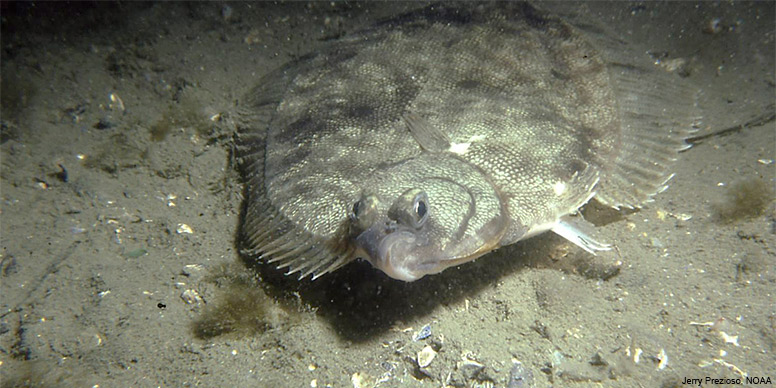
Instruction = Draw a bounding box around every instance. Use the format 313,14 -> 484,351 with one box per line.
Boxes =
235,3 -> 695,281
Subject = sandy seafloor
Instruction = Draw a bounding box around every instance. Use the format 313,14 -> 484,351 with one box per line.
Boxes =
1,2 -> 774,387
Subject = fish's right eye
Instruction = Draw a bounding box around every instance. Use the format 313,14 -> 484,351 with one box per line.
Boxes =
414,198 -> 427,219
389,188 -> 429,229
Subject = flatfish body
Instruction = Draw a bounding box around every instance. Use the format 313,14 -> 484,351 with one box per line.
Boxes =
234,3 -> 696,281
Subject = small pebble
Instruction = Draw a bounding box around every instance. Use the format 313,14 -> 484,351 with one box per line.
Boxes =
649,237 -> 663,248
507,359 -> 534,388
126,248 -> 148,258
181,264 -> 204,276
94,117 -> 114,130
460,358 -> 485,380
704,18 -> 723,34
180,289 -> 202,305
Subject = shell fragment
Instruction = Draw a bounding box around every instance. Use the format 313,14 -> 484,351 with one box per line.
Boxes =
417,345 -> 437,368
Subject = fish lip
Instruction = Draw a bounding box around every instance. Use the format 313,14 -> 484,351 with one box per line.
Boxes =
355,225 -> 429,281
378,230 -> 420,280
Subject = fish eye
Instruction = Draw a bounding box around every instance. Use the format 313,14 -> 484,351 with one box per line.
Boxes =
351,194 -> 379,231
389,189 -> 429,229
414,198 -> 427,219
411,192 -> 429,227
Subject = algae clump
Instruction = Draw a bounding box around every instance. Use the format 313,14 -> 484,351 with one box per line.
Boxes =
192,263 -> 289,340
149,91 -> 220,142
712,178 -> 774,224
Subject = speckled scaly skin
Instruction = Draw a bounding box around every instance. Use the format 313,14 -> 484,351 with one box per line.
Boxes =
235,2 -> 695,281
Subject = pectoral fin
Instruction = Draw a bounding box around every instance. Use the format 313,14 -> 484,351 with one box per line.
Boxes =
403,113 -> 451,153
552,215 -> 611,255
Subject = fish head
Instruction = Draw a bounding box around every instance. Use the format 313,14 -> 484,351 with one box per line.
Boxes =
349,160 -> 510,281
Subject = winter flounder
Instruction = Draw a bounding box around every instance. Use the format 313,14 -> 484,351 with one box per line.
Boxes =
234,2 -> 698,281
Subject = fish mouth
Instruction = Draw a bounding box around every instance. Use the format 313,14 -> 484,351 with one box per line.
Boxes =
378,230 -> 423,281
355,226 -> 432,281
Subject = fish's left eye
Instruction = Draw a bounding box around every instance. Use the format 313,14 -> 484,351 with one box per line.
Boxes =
350,194 -> 379,231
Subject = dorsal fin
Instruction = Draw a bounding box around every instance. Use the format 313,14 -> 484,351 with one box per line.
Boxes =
594,64 -> 700,209
403,113 -> 451,153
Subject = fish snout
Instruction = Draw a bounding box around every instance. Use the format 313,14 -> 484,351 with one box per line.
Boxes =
355,224 -> 432,281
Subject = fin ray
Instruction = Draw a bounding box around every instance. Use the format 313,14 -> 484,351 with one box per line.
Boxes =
552,215 -> 612,254
596,64 -> 700,209
235,56 -> 358,279
403,113 -> 451,152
